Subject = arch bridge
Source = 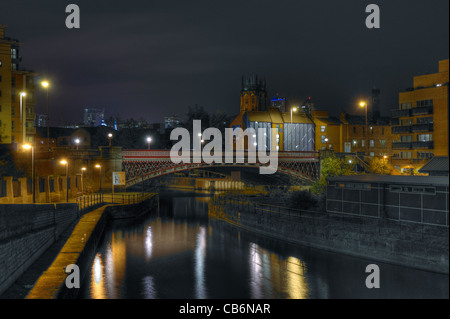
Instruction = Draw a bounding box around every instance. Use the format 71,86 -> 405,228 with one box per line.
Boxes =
122,150 -> 320,188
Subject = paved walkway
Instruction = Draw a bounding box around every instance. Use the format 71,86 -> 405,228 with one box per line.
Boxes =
25,206 -> 107,299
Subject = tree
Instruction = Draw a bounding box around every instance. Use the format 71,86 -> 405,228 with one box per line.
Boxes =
0,145 -> 25,178
183,104 -> 210,134
311,156 -> 356,196
368,157 -> 393,175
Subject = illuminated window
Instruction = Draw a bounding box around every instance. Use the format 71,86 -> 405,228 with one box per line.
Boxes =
418,134 -> 432,142
370,140 -> 374,148
321,126 -> 326,132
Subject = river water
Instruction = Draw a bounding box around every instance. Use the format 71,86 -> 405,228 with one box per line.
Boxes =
77,190 -> 448,299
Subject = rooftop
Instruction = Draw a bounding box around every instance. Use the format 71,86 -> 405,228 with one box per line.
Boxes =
328,174 -> 449,186
419,157 -> 449,174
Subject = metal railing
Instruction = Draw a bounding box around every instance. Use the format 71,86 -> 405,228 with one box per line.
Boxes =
104,192 -> 154,204
76,192 -> 104,215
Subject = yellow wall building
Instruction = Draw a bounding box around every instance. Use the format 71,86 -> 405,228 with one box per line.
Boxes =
0,25 -> 37,146
0,25 -> 13,144
392,59 -> 449,172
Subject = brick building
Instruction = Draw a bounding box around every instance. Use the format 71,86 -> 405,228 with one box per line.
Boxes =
392,59 -> 449,173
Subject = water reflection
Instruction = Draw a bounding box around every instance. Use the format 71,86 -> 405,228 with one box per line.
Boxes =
248,242 -> 309,299
195,227 -> 207,299
90,253 -> 106,299
78,190 -> 449,299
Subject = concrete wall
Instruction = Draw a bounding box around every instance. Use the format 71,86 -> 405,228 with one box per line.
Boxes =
210,198 -> 449,274
0,203 -> 79,295
0,175 -> 83,204
326,179 -> 449,226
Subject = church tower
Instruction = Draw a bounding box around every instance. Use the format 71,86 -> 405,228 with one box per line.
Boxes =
240,74 -> 267,112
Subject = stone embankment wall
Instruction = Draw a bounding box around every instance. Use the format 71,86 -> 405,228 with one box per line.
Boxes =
210,197 -> 449,274
0,203 -> 79,295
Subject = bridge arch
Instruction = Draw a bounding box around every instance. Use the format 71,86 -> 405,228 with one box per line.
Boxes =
122,150 -> 319,187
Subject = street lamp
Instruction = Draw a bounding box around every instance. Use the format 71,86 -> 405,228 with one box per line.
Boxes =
23,144 -> 35,203
290,107 -> 298,151
60,159 -> 69,202
41,81 -> 50,151
95,164 -> 102,198
75,138 -> 80,151
146,136 -> 152,150
360,101 -> 368,156
81,167 -> 86,194
20,92 -> 27,144
108,133 -> 113,147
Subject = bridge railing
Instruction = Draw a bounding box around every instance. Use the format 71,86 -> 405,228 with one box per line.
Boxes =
122,149 -> 319,160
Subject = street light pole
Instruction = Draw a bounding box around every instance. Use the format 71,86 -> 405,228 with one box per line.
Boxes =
20,92 -> 26,144
60,160 -> 69,202
360,101 -> 368,156
290,107 -> 298,151
41,81 -> 50,151
23,144 -> 35,203
95,164 -> 102,200
147,136 -> 152,150
81,167 -> 86,194
108,133 -> 113,147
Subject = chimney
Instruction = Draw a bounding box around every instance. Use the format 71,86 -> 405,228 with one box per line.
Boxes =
371,88 -> 381,120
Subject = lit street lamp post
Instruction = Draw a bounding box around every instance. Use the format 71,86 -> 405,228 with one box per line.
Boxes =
23,144 -> 35,203
360,101 -> 368,156
41,81 -> 50,151
146,136 -> 152,150
95,164 -> 102,199
81,167 -> 86,194
75,138 -> 80,151
60,160 -> 69,202
20,92 -> 26,144
290,106 -> 298,151
108,133 -> 113,147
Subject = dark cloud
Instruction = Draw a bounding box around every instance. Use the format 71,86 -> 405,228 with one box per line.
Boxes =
1,0 -> 448,125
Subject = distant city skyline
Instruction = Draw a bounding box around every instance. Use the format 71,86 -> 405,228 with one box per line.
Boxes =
1,0 -> 448,125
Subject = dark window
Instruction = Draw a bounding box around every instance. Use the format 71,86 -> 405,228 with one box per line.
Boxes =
39,178 -> 45,193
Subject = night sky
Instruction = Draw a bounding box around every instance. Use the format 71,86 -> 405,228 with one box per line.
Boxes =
1,0 -> 449,125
